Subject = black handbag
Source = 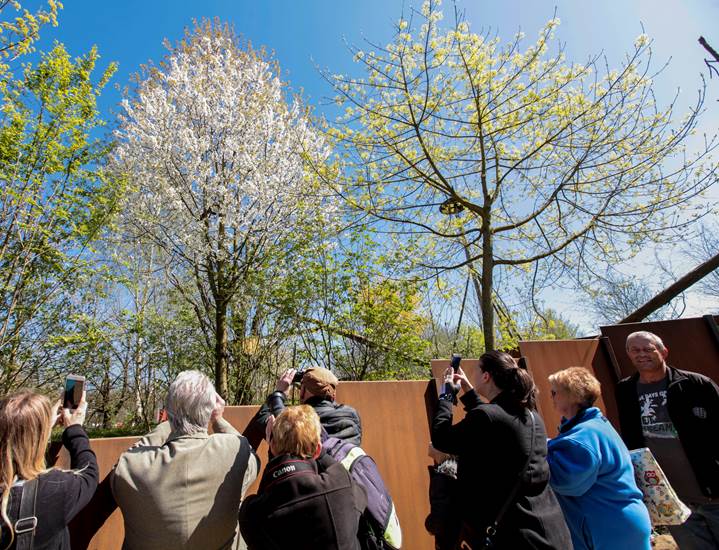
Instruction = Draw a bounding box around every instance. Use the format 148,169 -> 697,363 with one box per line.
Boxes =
456,411 -> 537,550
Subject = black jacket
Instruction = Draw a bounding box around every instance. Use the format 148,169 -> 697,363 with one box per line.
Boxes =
238,452 -> 367,550
617,366 -> 719,499
425,462 -> 461,550
305,396 -> 362,446
432,390 -> 571,550
0,425 -> 99,550
244,393 -> 362,450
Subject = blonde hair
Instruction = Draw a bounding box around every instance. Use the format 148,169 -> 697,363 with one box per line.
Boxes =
549,367 -> 601,409
271,405 -> 321,458
0,390 -> 53,547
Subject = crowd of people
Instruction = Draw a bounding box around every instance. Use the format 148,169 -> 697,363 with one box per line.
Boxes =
0,330 -> 717,550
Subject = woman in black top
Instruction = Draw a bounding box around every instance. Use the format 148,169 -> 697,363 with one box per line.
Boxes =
0,389 -> 98,550
431,351 -> 571,550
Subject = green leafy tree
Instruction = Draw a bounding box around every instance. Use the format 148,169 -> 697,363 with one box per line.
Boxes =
332,277 -> 429,380
0,37 -> 117,390
292,235 -> 430,380
0,0 -> 60,73
520,308 -> 580,340
323,0 -> 717,350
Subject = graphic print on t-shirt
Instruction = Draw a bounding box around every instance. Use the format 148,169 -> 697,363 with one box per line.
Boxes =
638,383 -> 678,439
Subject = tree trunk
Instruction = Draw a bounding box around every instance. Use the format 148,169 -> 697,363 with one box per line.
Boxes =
480,213 -> 495,351
461,242 -> 484,335
215,300 -> 229,399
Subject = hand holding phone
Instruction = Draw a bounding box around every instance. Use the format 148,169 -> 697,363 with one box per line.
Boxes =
62,375 -> 87,427
63,375 -> 85,410
61,391 -> 87,427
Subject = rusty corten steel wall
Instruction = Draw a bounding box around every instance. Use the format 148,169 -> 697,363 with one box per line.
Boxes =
600,316 -> 719,383
519,339 -> 621,436
52,382 -> 438,550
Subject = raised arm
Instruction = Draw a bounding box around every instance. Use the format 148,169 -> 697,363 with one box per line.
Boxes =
60,396 -> 99,524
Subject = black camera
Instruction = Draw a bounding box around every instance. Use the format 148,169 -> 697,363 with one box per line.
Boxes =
292,368 -> 306,386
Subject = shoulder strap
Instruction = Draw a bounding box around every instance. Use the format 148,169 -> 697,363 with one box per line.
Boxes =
15,477 -> 39,550
486,411 -> 536,539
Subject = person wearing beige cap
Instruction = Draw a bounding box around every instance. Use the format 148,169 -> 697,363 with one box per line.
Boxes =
245,366 -> 362,449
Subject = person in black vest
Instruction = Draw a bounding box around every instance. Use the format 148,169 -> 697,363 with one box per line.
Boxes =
0,389 -> 98,550
617,330 -> 719,550
245,367 -> 362,449
239,405 -> 367,550
431,351 -> 571,549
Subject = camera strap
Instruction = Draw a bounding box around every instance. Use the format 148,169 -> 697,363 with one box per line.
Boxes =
14,477 -> 39,550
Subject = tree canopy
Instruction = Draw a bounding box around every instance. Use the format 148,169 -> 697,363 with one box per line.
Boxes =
114,20 -> 335,397
323,0 -> 718,349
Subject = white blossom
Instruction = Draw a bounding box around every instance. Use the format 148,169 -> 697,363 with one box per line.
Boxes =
114,25 -> 334,270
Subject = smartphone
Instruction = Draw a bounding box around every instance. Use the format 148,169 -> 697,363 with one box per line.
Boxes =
63,375 -> 85,409
450,353 -> 462,372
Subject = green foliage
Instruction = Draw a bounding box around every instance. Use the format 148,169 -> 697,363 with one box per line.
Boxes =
520,308 -> 580,341
0,1 -> 60,75
0,39 -> 118,391
289,233 -> 431,381
335,277 -> 430,380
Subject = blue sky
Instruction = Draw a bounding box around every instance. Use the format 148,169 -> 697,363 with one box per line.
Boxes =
20,0 -> 719,331
27,0 -> 719,121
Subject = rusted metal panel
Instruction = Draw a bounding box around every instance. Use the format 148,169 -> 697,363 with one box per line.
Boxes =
600,316 -> 719,383
337,381 -> 436,550
519,339 -> 621,436
51,436 -> 139,550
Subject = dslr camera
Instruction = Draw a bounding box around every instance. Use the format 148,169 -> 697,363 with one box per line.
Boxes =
292,368 -> 306,386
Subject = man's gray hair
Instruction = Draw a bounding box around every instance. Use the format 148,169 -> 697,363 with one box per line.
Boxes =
166,370 -> 216,435
626,331 -> 667,352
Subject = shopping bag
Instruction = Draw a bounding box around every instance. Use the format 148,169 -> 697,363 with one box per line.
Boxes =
629,447 -> 691,526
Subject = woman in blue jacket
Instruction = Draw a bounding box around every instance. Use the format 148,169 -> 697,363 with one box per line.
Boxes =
547,367 -> 651,550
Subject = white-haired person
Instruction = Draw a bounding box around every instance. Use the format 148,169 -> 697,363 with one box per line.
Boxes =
0,389 -> 96,550
618,331 -> 719,549
111,370 -> 259,550
547,367 -> 651,550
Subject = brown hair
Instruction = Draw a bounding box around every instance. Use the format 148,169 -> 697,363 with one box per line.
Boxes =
480,351 -> 537,410
0,390 -> 53,548
271,405 -> 321,458
549,367 -> 601,409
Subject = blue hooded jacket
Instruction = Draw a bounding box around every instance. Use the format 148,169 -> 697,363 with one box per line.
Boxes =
547,407 -> 651,550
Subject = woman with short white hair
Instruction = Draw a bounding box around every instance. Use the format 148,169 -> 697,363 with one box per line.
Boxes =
547,367 -> 651,550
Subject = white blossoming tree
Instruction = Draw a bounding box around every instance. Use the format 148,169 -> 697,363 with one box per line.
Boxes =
115,20 -> 332,397
324,0 -> 718,350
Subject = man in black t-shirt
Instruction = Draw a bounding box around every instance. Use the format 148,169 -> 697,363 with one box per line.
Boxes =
617,330 -> 719,549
